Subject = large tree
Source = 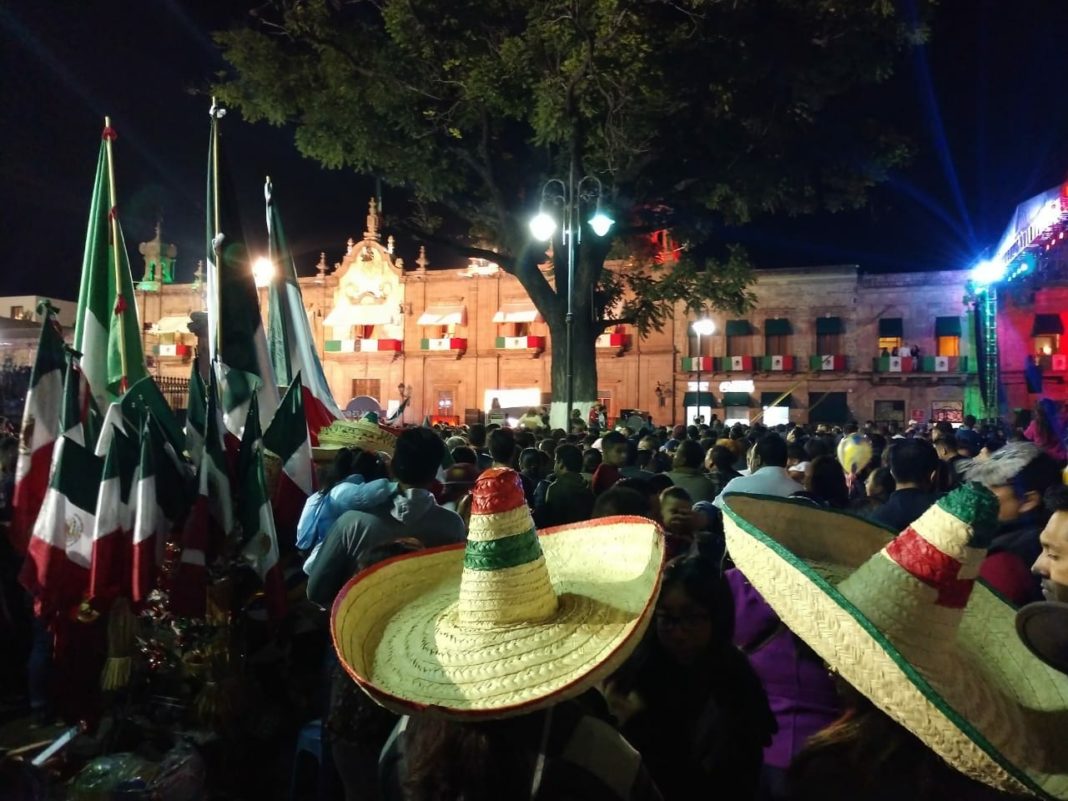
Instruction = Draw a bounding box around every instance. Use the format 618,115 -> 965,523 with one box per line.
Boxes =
214,0 -> 926,424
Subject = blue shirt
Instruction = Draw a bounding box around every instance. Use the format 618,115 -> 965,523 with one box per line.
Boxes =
713,467 -> 803,509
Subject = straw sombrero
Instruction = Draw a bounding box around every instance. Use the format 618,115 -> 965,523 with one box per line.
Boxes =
315,412 -> 399,459
331,467 -> 665,720
721,485 -> 1068,800
1017,602 -> 1068,675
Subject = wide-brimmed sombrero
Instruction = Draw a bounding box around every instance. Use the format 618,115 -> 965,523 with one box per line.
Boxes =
721,484 -> 1068,799
331,467 -> 665,720
1017,602 -> 1068,676
314,412 -> 399,459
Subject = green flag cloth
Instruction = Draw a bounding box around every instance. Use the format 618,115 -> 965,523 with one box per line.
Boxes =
73,122 -> 148,407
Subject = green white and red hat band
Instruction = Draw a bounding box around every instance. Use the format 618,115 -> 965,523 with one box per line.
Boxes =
866,483 -> 998,611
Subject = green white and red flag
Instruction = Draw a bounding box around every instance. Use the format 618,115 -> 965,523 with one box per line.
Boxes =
171,368 -> 233,618
205,103 -> 278,443
72,119 -> 147,410
264,179 -> 341,444
19,434 -> 103,617
238,393 -> 286,621
263,373 -> 316,550
185,361 -> 207,463
131,415 -> 188,604
10,304 -> 66,554
88,427 -> 138,602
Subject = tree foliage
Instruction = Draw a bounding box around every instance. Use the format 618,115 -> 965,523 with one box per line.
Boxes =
214,0 -> 927,401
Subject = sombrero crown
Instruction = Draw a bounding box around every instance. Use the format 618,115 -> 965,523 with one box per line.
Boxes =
317,412 -> 399,455
721,483 -> 1068,799
332,468 -> 665,719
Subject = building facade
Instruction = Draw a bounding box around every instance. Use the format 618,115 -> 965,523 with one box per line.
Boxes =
133,201 -> 982,428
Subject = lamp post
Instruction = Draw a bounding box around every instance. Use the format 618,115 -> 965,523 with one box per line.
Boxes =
529,166 -> 614,427
691,318 -> 716,424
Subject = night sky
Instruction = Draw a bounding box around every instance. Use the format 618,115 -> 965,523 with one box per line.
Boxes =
3,0 -> 1068,302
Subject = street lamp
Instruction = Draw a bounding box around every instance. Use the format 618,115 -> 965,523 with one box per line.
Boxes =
252,256 -> 275,288
529,171 -> 615,426
691,318 -> 716,424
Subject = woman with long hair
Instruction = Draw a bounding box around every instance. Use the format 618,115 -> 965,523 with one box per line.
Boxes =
606,556 -> 775,801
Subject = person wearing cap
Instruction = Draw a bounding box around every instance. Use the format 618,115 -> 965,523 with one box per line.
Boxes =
307,428 -> 466,608
713,434 -> 802,510
332,468 -> 666,800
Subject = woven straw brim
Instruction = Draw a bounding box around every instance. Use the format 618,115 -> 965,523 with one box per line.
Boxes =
332,516 -> 664,721
318,421 -> 397,455
721,494 -> 1068,801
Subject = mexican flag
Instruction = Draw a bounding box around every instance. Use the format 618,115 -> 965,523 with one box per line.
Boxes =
263,373 -> 315,552
238,393 -> 286,621
131,415 -> 188,604
206,105 -> 278,442
88,427 -> 138,602
171,369 -> 232,618
59,349 -> 101,449
72,119 -> 147,409
20,434 -> 103,616
185,361 -> 206,463
11,306 -> 67,554
265,179 -> 341,445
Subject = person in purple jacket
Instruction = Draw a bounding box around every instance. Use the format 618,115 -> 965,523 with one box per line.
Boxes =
725,567 -> 840,801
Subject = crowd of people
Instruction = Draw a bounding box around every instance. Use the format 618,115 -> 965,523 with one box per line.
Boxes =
294,404 -> 1068,801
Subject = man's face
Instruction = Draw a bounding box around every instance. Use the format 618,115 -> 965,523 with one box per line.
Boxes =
1034,511 -> 1068,602
990,484 -> 1040,523
661,496 -> 693,536
605,443 -> 628,467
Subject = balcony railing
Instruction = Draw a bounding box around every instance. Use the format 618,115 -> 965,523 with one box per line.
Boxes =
326,338 -> 403,353
871,355 -> 969,373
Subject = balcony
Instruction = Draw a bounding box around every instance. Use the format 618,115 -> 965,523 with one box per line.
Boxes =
326,338 -> 403,354
871,355 -> 969,373
154,343 -> 192,360
595,331 -> 630,355
757,355 -> 798,372
809,355 -> 847,372
681,356 -> 713,372
716,356 -> 756,373
420,337 -> 467,356
495,335 -> 545,356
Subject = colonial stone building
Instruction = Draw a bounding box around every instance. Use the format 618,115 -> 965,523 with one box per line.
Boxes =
134,200 -> 984,427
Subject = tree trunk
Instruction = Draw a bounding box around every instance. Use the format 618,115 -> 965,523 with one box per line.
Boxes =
547,289 -> 599,430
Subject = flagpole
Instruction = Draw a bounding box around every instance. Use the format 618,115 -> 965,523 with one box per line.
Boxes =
208,99 -> 222,365
103,116 -> 130,393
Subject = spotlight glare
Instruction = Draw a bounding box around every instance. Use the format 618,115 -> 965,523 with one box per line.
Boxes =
971,259 -> 1006,286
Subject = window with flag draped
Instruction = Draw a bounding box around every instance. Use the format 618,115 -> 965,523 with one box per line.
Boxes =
878,318 -> 904,353
726,320 -> 753,357
764,318 -> 791,355
815,317 -> 842,354
935,316 -> 961,357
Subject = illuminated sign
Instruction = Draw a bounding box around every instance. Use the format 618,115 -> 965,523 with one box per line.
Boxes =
719,380 -> 755,393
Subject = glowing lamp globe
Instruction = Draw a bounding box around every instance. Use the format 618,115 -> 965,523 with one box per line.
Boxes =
588,210 -> 615,237
252,256 -> 276,288
692,319 -> 716,337
529,212 -> 557,242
